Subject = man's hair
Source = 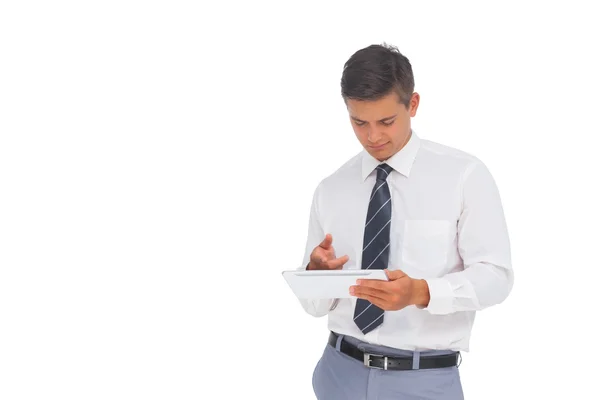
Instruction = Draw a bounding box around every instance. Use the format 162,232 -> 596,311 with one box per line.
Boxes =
341,43 -> 414,108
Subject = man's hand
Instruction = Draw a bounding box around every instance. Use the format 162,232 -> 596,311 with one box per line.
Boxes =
349,269 -> 430,310
307,234 -> 349,270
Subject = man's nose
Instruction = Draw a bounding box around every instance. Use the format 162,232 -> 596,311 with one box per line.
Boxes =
367,128 -> 383,143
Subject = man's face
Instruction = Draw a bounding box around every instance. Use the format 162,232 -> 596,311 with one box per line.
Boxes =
346,91 -> 420,161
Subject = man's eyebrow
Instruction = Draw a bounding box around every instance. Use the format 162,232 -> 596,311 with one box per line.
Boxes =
351,114 -> 397,123
379,114 -> 397,122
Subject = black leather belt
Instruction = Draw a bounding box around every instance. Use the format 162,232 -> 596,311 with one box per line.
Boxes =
328,331 -> 459,371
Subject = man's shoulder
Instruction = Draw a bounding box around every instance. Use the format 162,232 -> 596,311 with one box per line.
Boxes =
315,151 -> 363,192
418,137 -> 484,171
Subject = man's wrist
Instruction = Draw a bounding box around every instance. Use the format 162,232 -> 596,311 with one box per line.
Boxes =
410,278 -> 431,308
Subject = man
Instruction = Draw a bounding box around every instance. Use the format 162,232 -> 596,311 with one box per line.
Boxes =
297,43 -> 513,400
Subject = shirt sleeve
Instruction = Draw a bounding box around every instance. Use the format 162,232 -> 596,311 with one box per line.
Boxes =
296,182 -> 336,317
424,160 -> 514,315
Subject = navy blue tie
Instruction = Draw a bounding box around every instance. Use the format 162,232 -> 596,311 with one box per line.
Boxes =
353,163 -> 393,334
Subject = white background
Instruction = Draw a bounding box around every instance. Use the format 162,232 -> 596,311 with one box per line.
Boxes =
1,1 -> 599,399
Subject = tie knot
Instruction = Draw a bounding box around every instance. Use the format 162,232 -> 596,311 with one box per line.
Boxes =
376,163 -> 393,181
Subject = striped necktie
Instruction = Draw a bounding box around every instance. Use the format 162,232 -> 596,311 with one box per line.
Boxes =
353,163 -> 393,334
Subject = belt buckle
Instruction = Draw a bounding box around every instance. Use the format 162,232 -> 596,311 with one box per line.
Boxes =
363,353 -> 388,370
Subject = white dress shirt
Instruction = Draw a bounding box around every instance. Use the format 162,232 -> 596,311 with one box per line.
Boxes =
297,129 -> 513,351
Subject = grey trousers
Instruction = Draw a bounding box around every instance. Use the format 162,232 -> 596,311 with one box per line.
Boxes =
312,333 -> 464,400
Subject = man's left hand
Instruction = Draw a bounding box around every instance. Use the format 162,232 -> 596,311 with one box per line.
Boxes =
349,269 -> 430,310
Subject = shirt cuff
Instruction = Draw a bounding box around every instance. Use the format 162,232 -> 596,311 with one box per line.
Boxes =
423,277 -> 454,315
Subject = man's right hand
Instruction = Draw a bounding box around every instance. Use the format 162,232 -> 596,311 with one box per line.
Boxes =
307,234 -> 349,270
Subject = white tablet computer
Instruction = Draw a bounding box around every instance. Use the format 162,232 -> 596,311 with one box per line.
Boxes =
282,269 -> 389,299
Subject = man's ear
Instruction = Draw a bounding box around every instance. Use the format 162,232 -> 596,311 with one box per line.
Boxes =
409,92 -> 420,117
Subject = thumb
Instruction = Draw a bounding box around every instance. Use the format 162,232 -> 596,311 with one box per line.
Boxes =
385,269 -> 407,281
319,233 -> 333,250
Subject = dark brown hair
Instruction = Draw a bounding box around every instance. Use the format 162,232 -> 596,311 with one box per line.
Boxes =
341,43 -> 415,108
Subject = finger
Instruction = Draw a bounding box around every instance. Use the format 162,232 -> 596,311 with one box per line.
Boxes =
385,269 -> 407,280
311,247 -> 331,265
351,285 -> 387,300
312,250 -> 329,265
356,278 -> 387,291
368,297 -> 389,311
355,294 -> 389,311
325,254 -> 349,269
319,234 -> 333,250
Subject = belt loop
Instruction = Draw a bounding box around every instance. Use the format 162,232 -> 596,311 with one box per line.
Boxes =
335,334 -> 343,351
412,351 -> 420,369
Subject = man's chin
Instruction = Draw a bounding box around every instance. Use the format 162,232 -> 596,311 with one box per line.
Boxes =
366,147 -> 391,161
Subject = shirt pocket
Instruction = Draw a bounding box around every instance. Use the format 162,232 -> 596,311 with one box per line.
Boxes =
401,220 -> 453,276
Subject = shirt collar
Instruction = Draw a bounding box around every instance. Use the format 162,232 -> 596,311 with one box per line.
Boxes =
361,129 -> 421,181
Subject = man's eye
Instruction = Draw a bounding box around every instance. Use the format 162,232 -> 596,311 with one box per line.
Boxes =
355,121 -> 366,127
381,120 -> 395,127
